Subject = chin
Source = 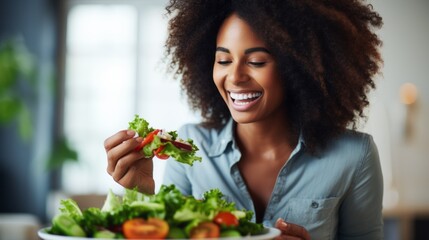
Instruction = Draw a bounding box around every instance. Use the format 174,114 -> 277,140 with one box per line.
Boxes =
230,112 -> 259,124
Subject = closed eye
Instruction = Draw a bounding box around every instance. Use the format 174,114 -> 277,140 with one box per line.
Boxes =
217,60 -> 232,65
249,61 -> 266,67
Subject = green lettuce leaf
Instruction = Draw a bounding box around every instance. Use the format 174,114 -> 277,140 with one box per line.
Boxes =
59,199 -> 83,222
128,114 -> 153,137
101,189 -> 121,212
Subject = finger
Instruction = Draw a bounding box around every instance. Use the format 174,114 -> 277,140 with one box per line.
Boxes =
275,218 -> 311,240
119,163 -> 155,193
104,130 -> 136,152
111,151 -> 144,182
106,137 -> 142,174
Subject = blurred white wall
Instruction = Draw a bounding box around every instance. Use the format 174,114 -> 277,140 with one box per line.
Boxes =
366,0 -> 429,208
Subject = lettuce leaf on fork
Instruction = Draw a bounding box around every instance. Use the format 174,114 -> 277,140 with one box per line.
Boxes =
128,114 -> 202,166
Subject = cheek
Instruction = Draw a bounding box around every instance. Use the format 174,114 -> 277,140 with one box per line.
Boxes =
271,78 -> 285,103
261,71 -> 284,100
212,71 -> 229,103
212,67 -> 224,91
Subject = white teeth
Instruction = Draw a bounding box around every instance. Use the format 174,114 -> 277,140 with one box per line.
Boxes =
230,92 -> 262,100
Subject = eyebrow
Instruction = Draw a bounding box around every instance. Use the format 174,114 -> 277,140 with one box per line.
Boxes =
216,47 -> 271,54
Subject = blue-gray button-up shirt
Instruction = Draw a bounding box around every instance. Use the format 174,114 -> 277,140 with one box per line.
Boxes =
163,119 -> 383,239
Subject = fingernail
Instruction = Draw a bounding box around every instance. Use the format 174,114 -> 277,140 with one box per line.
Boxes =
127,130 -> 135,136
135,137 -> 143,142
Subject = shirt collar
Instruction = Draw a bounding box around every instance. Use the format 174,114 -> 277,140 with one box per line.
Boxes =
291,130 -> 306,157
208,118 -> 307,157
208,118 -> 235,157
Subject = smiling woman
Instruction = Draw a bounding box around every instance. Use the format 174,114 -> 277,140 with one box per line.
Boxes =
101,0 -> 384,239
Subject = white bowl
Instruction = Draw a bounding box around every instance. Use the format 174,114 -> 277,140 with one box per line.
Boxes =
38,226 -> 281,240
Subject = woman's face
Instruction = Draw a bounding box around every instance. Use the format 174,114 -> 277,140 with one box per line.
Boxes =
213,13 -> 285,124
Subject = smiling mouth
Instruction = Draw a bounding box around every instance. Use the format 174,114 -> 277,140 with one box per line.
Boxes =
229,92 -> 262,105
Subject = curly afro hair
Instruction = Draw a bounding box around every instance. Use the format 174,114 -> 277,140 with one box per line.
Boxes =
164,0 -> 383,152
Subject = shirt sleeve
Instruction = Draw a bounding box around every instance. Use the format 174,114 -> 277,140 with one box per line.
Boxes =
338,135 -> 384,239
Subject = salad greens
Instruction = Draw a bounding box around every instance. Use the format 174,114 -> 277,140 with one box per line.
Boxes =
128,115 -> 202,166
47,184 -> 264,239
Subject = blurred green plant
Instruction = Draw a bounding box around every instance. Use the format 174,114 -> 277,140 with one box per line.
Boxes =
47,136 -> 79,170
0,37 -> 35,139
0,37 -> 78,170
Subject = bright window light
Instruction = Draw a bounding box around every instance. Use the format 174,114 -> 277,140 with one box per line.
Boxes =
62,0 -> 199,194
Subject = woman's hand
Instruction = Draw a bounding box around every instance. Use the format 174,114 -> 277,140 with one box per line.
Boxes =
275,218 -> 311,240
104,130 -> 155,194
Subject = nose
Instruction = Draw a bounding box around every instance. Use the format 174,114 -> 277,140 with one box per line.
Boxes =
227,62 -> 249,84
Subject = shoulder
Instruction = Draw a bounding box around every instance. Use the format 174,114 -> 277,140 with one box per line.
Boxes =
337,129 -> 374,143
326,129 -> 377,155
317,129 -> 379,172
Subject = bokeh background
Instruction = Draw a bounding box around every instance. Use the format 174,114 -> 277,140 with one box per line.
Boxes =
0,0 -> 428,239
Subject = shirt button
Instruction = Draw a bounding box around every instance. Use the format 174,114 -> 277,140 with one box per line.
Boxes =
311,201 -> 319,208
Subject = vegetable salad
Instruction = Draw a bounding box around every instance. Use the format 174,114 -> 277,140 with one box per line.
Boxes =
47,184 -> 264,239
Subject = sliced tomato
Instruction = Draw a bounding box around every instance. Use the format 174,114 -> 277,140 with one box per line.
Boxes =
122,218 -> 169,239
213,211 -> 239,227
154,145 -> 169,160
189,222 -> 220,239
135,129 -> 160,151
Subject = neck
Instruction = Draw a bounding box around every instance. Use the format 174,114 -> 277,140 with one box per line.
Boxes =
235,115 -> 298,159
